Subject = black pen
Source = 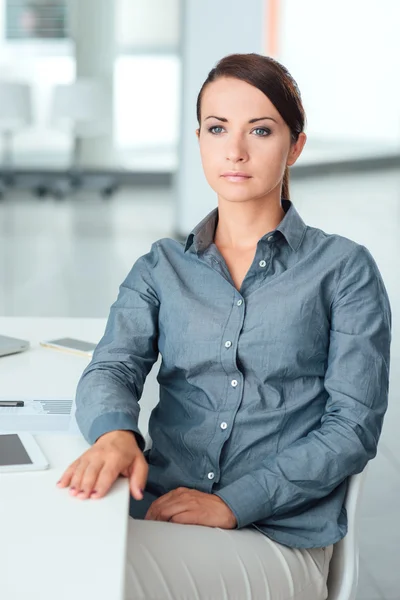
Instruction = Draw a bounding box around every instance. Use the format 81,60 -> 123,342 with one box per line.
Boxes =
0,401 -> 25,407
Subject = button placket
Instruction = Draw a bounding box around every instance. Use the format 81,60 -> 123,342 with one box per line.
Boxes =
215,291 -> 243,479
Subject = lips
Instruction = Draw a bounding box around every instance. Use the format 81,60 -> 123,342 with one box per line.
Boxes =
221,172 -> 252,182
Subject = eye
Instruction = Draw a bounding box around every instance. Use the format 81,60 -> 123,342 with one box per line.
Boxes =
252,127 -> 271,137
208,126 -> 225,134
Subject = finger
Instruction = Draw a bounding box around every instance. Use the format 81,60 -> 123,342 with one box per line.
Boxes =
75,462 -> 104,500
144,501 -> 157,520
170,511 -> 201,525
69,461 -> 89,496
56,461 -> 79,488
89,464 -> 120,499
129,456 -> 149,501
144,493 -> 172,520
148,498 -> 193,522
145,487 -> 187,518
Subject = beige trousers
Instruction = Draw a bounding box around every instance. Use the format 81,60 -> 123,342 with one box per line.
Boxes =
125,517 -> 333,600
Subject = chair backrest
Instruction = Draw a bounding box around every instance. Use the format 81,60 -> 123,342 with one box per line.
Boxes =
144,432 -> 152,451
326,469 -> 367,600
0,82 -> 32,131
50,79 -> 111,138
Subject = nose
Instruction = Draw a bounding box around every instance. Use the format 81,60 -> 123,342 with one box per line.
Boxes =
226,134 -> 249,163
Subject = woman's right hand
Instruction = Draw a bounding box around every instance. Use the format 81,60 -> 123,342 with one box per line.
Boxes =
56,430 -> 148,501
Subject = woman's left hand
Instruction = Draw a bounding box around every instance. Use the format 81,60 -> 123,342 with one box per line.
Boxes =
144,487 -> 237,528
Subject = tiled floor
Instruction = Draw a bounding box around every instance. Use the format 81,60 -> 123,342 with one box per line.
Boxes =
1,168 -> 399,599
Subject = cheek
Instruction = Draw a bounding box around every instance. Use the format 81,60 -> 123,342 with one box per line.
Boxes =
199,142 -> 219,176
258,138 -> 288,163
255,143 -> 289,181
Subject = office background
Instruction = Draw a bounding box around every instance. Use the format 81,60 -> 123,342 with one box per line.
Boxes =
1,1 -> 399,598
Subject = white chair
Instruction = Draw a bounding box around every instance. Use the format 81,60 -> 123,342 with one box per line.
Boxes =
327,469 -> 367,600
48,79 -> 117,198
0,82 -> 32,195
50,79 -> 111,150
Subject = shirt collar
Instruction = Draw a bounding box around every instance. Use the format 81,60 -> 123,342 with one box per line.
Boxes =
275,199 -> 308,252
184,208 -> 219,253
184,199 -> 307,254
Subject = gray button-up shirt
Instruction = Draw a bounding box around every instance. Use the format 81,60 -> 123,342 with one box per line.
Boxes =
75,199 -> 391,548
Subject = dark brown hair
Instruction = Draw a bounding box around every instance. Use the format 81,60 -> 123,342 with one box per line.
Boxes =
196,53 -> 306,200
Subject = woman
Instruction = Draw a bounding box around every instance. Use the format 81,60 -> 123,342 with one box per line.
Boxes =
58,53 -> 391,599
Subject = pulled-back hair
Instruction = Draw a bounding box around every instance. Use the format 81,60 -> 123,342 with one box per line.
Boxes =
196,53 -> 306,200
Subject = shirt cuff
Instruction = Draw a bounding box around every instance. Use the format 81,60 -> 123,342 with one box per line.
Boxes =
214,474 -> 273,529
87,411 -> 145,451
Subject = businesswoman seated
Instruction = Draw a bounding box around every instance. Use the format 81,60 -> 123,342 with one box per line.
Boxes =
57,53 -> 391,600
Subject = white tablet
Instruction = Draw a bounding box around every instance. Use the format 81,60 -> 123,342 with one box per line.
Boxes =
40,337 -> 97,358
0,433 -> 49,473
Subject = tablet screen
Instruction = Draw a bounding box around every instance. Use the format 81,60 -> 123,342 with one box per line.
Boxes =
0,434 -> 32,466
48,338 -> 97,352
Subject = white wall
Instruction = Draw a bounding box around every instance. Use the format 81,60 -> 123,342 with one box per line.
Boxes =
279,0 -> 400,145
175,0 -> 266,235
115,55 -> 179,150
116,0 -> 180,49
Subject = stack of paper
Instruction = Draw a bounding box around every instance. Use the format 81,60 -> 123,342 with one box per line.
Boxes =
0,399 -> 79,434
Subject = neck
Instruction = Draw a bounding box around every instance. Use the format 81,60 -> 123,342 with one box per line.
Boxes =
214,195 -> 286,251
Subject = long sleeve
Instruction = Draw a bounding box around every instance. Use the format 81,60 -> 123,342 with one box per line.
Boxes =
215,245 -> 392,529
75,242 -> 160,450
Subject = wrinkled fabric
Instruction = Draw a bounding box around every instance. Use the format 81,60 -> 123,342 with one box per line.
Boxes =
75,199 -> 391,548
125,516 -> 333,600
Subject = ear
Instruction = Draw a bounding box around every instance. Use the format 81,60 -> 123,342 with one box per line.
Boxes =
286,132 -> 307,167
195,127 -> 200,140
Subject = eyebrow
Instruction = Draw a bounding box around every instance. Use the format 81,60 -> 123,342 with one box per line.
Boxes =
204,115 -> 278,124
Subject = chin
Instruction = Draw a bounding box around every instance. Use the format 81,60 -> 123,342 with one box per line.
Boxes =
215,179 -> 281,204
215,185 -> 263,204
222,195 -> 254,204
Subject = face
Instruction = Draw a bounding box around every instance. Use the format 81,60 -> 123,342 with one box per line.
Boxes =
196,77 -> 306,204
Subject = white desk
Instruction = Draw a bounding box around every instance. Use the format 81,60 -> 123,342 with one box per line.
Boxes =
0,317 -> 130,600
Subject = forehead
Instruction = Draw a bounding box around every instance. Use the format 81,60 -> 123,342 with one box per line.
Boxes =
201,77 -> 280,120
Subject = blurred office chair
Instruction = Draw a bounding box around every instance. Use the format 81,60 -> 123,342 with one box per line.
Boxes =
144,428 -> 366,600
327,469 -> 367,600
47,79 -> 118,199
0,82 -> 32,198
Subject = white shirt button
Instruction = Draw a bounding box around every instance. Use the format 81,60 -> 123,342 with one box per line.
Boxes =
231,379 -> 238,387
224,341 -> 232,348
259,260 -> 267,268
220,422 -> 228,430
267,235 -> 274,242
237,299 -> 243,306
207,472 -> 215,480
